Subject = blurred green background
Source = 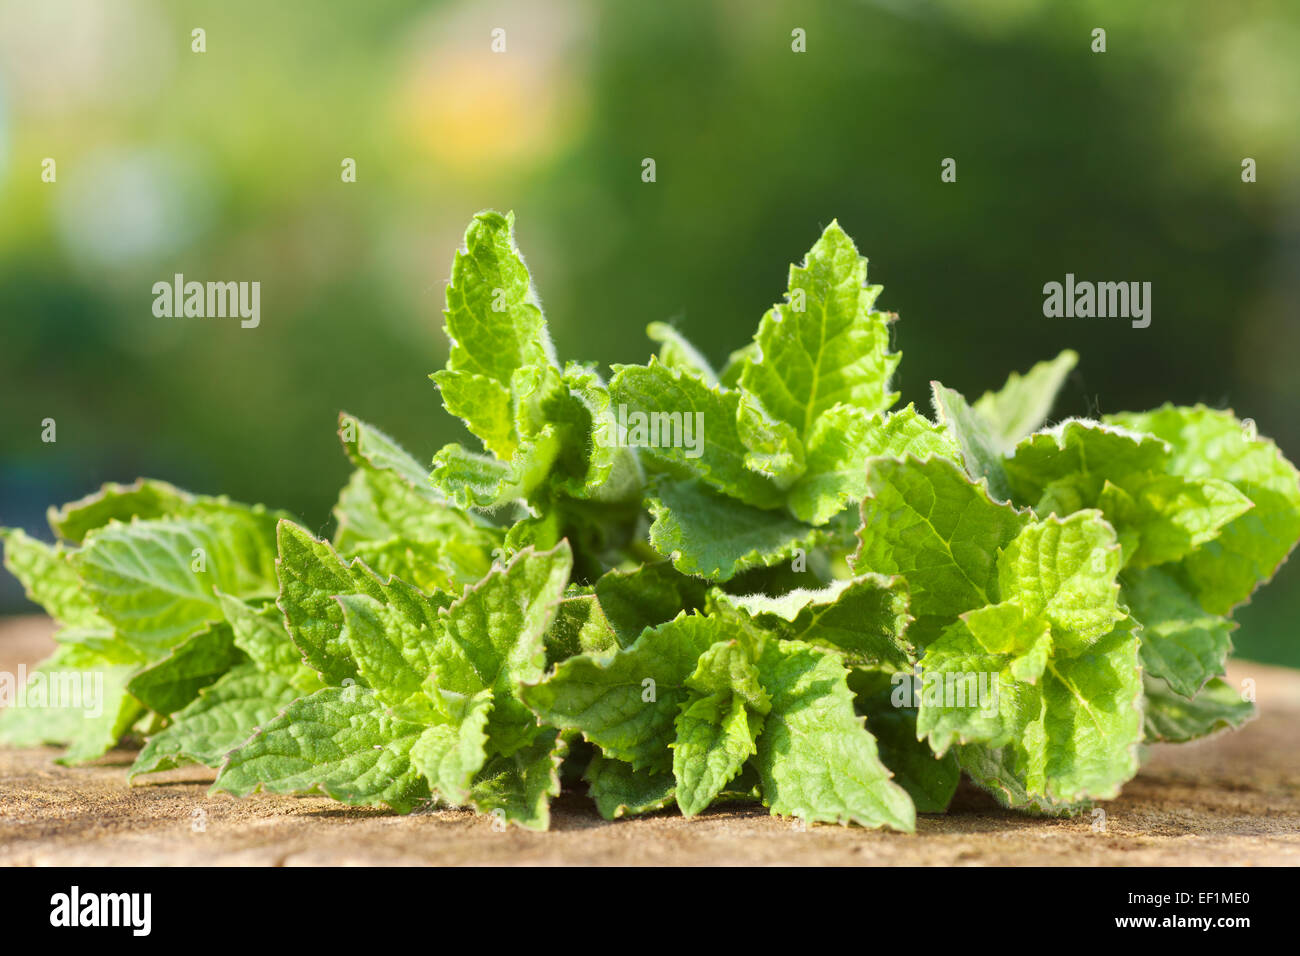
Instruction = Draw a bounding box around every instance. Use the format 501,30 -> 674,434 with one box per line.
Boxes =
1,0 -> 1298,664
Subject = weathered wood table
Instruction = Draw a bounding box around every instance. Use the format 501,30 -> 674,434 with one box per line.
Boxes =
1,616 -> 1296,865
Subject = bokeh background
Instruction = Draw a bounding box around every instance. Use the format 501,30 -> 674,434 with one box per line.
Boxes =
2,0 -> 1298,664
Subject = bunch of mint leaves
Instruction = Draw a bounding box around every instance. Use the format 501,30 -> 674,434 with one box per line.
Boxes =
3,210 -> 1297,830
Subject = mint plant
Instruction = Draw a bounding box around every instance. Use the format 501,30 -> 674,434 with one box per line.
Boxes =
3,210 -> 1297,830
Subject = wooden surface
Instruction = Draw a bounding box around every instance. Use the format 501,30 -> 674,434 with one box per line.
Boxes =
1,615 -> 1297,866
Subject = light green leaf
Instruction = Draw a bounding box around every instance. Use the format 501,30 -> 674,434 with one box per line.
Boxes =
673,693 -> 757,816
275,521 -> 449,687
972,349 -> 1078,451
592,561 -> 708,648
1106,404 -> 1300,612
429,542 -> 571,755
647,321 -> 719,385
336,413 -> 441,500
932,382 -> 1013,503
213,685 -> 429,812
75,514 -> 278,658
713,573 -> 914,671
996,511 -> 1124,653
736,390 -> 806,490
789,403 -> 959,526
126,621 -> 244,716
1142,674 -> 1255,743
853,456 -> 1029,616
1004,419 -> 1170,508
441,209 -> 555,390
738,220 -> 900,436
338,593 -> 448,708
583,753 -> 676,819
522,612 -> 721,771
609,359 -> 783,508
468,729 -> 567,830
1098,473 -> 1253,569
47,479 -> 195,543
215,591 -> 321,691
1123,565 -> 1234,698
753,640 -> 914,830
647,480 -> 823,582
433,369 -> 517,460
409,690 -> 493,804
130,665 -> 301,778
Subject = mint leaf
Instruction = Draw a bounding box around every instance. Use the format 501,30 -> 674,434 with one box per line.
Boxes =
1004,419 -> 1170,508
738,220 -> 900,435
853,456 -> 1029,616
753,640 -> 914,830
647,321 -> 719,385
74,512 -> 278,658
214,685 -> 430,812
409,690 -> 492,804
126,621 -> 244,716
1098,473 -> 1253,569
1106,404 -> 1300,612
1123,565 -> 1234,698
130,665 -> 301,778
468,728 -> 567,830
609,359 -> 783,509
712,573 -> 914,671
673,693 -> 757,816
932,382 -> 1013,503
1143,674 -> 1255,743
583,753 -> 676,820
647,480 -> 823,582
788,403 -> 959,526
593,561 -> 708,648
46,479 -> 194,543
972,349 -> 1078,451
440,210 -> 555,393
523,612 -> 721,771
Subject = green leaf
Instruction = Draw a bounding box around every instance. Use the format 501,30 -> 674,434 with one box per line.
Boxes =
583,753 -> 676,819
914,620 -> 1030,753
996,511 -> 1124,653
958,617 -> 1144,806
337,593 -> 449,708
853,672 -> 960,814
972,349 -> 1078,451
126,621 -> 244,716
1004,419 -> 1170,508
130,665 -> 301,778
213,685 -> 430,812
433,370 -> 517,460
609,359 -> 783,508
336,413 -> 441,500
712,573 -> 914,671
468,729 -> 567,830
736,389 -> 807,490
74,514 -> 278,658
1123,565 -> 1234,698
215,592 -> 321,691
544,592 -> 620,664
593,561 -> 708,648
789,403 -> 959,526
853,456 -> 1029,617
1098,473 -> 1253,569
409,690 -> 493,804
932,382 -> 1013,503
673,693 -> 757,816
429,543 -> 571,755
647,480 -> 823,582
441,209 -> 555,391
2,529 -> 107,628
1143,674 -> 1255,743
47,479 -> 195,543
753,640 -> 914,830
275,520 -> 449,687
0,653 -> 142,764
647,321 -> 719,385
1105,404 -> 1300,612
738,220 -> 900,436
523,612 -> 722,771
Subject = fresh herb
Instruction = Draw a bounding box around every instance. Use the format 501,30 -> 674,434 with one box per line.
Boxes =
4,211 -> 1296,829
